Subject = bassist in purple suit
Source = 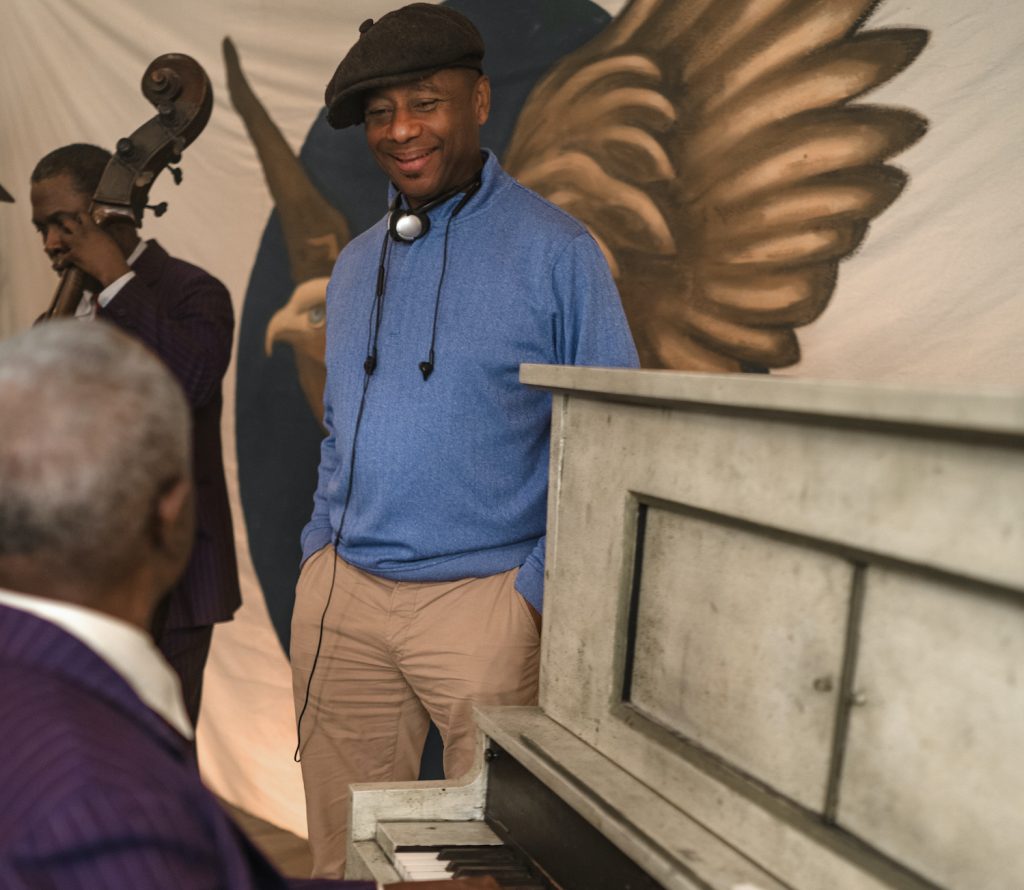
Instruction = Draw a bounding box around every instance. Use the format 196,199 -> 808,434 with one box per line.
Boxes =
29,143 -> 241,727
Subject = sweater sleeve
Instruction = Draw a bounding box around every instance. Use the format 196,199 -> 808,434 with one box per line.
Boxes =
553,232 -> 640,369
301,392 -> 340,564
514,538 -> 546,612
518,232 -> 640,612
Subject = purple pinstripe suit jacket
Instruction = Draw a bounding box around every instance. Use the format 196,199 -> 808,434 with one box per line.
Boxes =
98,240 -> 241,630
0,604 -> 374,890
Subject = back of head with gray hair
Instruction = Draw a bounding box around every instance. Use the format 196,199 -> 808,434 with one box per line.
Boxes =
0,321 -> 191,587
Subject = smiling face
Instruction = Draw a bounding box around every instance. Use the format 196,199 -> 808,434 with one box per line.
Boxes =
363,68 -> 490,208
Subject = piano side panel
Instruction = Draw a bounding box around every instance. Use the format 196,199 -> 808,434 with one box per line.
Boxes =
348,769 -> 487,842
346,742 -> 489,880
347,842 -> 401,884
840,568 -> 1024,889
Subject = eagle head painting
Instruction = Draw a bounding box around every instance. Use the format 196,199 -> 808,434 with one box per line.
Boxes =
226,0 -> 927,646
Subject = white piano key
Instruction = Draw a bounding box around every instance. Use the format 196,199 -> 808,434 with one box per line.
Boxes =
394,850 -> 454,881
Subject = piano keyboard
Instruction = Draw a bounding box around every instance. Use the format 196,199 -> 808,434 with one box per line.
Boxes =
376,821 -> 553,887
394,845 -> 552,886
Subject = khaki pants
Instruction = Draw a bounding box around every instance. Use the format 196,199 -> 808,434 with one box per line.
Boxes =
290,547 -> 541,878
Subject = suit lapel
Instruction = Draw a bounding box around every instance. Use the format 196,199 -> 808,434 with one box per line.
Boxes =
132,239 -> 171,290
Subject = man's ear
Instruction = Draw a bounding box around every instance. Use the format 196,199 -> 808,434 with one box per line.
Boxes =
154,476 -> 195,562
474,74 -> 491,127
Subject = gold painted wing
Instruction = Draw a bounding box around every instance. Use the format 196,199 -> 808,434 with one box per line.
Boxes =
504,0 -> 929,370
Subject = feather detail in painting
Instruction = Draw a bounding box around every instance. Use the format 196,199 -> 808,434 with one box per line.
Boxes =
504,0 -> 928,370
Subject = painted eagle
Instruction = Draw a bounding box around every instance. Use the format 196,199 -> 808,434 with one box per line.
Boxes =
225,0 -> 927,419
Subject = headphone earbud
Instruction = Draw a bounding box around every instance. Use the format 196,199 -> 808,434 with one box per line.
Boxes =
418,360 -> 434,381
387,176 -> 481,244
390,208 -> 429,242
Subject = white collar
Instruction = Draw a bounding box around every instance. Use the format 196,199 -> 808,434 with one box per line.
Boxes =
0,587 -> 193,739
125,238 -> 148,267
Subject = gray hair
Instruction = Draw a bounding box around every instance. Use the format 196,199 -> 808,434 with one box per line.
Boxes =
0,321 -> 190,584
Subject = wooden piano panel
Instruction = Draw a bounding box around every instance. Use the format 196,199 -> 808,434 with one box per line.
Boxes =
630,506 -> 849,811
840,568 -> 1024,889
522,364 -> 1024,889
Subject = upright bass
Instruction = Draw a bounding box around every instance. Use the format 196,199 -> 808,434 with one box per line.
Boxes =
41,53 -> 212,319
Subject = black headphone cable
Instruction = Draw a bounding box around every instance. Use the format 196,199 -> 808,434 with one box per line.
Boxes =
294,174 -> 480,758
293,360 -> 375,762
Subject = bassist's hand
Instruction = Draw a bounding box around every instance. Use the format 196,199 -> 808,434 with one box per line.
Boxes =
54,212 -> 132,287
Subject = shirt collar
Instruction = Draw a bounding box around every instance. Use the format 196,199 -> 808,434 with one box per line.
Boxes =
0,587 -> 193,739
125,238 -> 148,267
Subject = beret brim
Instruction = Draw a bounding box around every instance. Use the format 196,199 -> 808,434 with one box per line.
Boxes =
326,62 -> 481,129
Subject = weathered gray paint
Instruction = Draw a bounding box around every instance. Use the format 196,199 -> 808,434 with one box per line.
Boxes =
525,364 -> 1023,889
631,508 -> 850,811
842,568 -> 1024,887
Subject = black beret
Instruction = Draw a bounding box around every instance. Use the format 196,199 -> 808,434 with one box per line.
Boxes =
324,3 -> 485,129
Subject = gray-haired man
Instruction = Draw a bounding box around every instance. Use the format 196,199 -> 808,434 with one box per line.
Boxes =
0,321 -> 497,890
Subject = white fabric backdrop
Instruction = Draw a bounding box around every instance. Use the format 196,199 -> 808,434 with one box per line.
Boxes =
1,0 -> 1020,836
790,0 -> 1024,386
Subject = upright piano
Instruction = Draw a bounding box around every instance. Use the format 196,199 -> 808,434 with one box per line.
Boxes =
346,365 -> 1024,889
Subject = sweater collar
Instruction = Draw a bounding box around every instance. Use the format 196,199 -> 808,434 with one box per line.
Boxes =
385,149 -> 508,230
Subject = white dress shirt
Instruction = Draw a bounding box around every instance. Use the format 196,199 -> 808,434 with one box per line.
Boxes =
0,587 -> 193,739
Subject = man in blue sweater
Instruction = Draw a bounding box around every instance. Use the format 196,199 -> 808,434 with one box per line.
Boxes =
291,4 -> 639,876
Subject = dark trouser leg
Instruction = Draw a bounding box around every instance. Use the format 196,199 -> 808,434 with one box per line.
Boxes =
156,624 -> 215,728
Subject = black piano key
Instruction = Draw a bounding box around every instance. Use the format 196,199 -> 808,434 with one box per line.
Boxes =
453,864 -> 531,875
444,854 -> 520,868
491,880 -> 548,888
437,845 -> 516,861
445,861 -> 527,873
412,841 -> 555,888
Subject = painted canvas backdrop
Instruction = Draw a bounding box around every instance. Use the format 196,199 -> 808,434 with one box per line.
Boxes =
1,0 -> 1020,836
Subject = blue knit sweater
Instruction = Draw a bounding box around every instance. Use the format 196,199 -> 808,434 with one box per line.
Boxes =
301,151 -> 638,611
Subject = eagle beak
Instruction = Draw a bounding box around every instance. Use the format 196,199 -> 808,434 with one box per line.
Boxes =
265,305 -> 288,356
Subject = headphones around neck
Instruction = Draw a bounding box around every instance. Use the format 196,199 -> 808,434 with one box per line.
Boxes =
388,176 -> 482,242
